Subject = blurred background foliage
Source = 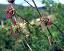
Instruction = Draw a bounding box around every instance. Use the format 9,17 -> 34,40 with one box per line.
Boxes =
0,0 -> 64,51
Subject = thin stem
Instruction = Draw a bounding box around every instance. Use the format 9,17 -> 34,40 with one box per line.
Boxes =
32,0 -> 42,17
24,0 -> 34,8
52,23 -> 64,34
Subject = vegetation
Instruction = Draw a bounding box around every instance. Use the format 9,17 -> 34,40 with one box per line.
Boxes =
0,0 -> 64,51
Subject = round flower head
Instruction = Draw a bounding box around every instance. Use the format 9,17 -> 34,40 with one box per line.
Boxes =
8,0 -> 15,3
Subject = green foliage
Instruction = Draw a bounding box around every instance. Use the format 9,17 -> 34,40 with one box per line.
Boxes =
0,1 -> 64,51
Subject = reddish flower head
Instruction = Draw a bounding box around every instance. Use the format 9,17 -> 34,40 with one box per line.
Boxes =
8,0 -> 15,3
